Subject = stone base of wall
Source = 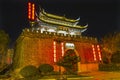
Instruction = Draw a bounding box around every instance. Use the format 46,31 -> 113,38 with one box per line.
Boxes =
53,63 -> 98,73
80,63 -> 98,72
53,65 -> 65,72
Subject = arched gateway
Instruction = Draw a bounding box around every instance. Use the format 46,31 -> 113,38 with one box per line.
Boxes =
65,42 -> 81,73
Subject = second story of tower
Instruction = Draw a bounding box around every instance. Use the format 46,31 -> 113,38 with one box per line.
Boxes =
27,2 -> 88,36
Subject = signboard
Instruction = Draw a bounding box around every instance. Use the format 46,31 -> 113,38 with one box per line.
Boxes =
65,43 -> 75,49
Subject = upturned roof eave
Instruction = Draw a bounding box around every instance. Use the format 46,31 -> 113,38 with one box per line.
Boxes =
41,10 -> 79,23
38,17 -> 87,29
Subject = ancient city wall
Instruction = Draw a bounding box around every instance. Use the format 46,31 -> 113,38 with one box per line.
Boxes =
13,28 -> 100,72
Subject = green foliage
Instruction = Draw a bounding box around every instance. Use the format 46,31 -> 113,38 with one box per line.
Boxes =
38,64 -> 54,74
111,51 -> 120,63
99,64 -> 120,71
49,71 -> 60,75
56,50 -> 80,73
19,65 -> 40,78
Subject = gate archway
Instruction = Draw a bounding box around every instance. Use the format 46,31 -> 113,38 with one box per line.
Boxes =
64,49 -> 81,73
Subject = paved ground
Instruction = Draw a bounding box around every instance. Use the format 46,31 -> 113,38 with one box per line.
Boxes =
81,71 -> 120,80
1,71 -> 120,80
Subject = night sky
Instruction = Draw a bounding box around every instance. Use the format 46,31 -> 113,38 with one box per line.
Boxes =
0,0 -> 120,44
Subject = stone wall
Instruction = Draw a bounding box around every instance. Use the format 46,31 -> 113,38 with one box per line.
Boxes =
80,63 -> 99,72
13,28 -> 100,72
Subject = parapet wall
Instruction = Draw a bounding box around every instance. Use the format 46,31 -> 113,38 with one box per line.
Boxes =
18,28 -> 97,44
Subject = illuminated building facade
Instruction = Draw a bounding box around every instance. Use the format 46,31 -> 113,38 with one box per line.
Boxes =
13,2 -> 102,72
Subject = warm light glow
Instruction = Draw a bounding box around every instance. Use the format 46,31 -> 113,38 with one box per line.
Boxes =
92,45 -> 97,61
53,41 -> 56,62
41,28 -> 46,33
27,2 -> 35,20
70,32 -> 75,35
92,45 -> 94,48
61,42 -> 64,56
97,45 -> 102,61
65,43 -> 75,49
57,31 -> 68,35
32,3 -> 35,20
47,29 -> 56,32
28,2 -> 31,19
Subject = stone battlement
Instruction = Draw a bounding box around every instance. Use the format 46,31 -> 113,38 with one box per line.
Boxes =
18,28 -> 97,43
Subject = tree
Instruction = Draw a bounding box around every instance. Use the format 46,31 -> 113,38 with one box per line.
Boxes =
56,49 -> 80,74
38,64 -> 54,75
0,29 -> 10,68
101,32 -> 120,64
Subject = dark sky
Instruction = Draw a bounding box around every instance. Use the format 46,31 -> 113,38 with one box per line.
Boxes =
0,0 -> 120,44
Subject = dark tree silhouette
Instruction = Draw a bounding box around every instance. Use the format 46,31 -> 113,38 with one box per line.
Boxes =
56,49 -> 80,74
0,29 -> 10,69
101,32 -> 120,64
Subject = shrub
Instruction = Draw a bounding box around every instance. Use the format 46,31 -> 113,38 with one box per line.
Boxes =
50,71 -> 60,75
38,64 -> 54,75
111,52 -> 120,63
19,75 -> 41,80
102,57 -> 109,64
19,65 -> 40,78
99,64 -> 120,71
